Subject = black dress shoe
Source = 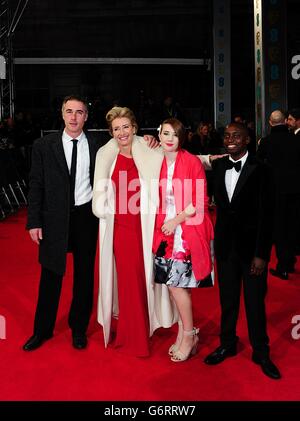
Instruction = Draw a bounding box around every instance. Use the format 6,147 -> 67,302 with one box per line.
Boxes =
252,355 -> 281,380
23,334 -> 52,351
204,345 -> 237,365
269,268 -> 288,280
72,333 -> 87,350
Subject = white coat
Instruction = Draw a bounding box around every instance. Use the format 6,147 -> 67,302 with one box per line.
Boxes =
92,135 -> 178,346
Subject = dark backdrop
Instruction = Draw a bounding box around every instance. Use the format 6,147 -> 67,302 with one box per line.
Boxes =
10,0 -> 300,129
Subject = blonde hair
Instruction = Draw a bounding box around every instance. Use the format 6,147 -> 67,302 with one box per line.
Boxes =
196,121 -> 209,137
106,106 -> 138,136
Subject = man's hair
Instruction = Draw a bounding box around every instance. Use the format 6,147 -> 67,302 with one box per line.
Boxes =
61,95 -> 88,112
269,110 -> 286,126
288,108 -> 300,120
226,122 -> 249,137
160,118 -> 186,149
106,106 -> 138,136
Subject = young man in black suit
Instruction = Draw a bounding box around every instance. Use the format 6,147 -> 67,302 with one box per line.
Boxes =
23,95 -> 104,351
204,122 -> 281,380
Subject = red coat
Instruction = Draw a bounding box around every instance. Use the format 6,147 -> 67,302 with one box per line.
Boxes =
153,149 -> 214,281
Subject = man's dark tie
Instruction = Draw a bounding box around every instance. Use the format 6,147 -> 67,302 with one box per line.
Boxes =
225,159 -> 242,172
70,139 -> 78,208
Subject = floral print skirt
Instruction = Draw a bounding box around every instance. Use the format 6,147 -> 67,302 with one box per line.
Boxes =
154,239 -> 213,288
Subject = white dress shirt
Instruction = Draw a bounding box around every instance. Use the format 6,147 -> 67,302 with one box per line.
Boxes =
62,130 -> 92,206
225,151 -> 248,202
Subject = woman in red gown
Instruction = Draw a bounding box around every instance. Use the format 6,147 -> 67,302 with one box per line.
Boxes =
111,153 -> 149,357
92,107 -> 177,357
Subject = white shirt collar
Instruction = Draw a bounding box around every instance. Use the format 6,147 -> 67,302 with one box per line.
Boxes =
62,130 -> 85,143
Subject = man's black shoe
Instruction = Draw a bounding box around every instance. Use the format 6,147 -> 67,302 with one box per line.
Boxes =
23,334 -> 52,351
204,345 -> 237,365
72,333 -> 87,350
269,268 -> 288,280
252,355 -> 281,380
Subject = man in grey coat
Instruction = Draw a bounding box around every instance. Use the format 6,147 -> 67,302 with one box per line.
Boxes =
23,95 -> 104,351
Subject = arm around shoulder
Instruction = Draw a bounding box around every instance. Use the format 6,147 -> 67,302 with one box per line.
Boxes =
198,154 -> 212,170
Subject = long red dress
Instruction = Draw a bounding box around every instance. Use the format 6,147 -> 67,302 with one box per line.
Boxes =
111,153 -> 150,357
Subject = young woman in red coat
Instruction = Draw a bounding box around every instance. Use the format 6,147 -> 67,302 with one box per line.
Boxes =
153,118 -> 214,362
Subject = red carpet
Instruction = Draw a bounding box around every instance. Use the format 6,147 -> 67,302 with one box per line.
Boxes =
0,209 -> 300,401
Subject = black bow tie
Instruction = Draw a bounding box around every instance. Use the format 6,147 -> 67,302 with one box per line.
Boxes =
225,159 -> 242,172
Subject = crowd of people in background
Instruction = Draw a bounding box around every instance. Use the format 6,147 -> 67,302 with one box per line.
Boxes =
0,94 -> 258,157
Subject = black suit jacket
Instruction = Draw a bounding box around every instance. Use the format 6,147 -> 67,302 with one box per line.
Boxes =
257,125 -> 300,195
26,130 -> 104,275
212,154 -> 273,263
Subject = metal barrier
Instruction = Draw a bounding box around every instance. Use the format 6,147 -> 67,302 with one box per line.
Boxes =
0,148 -> 28,220
40,128 -> 160,138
